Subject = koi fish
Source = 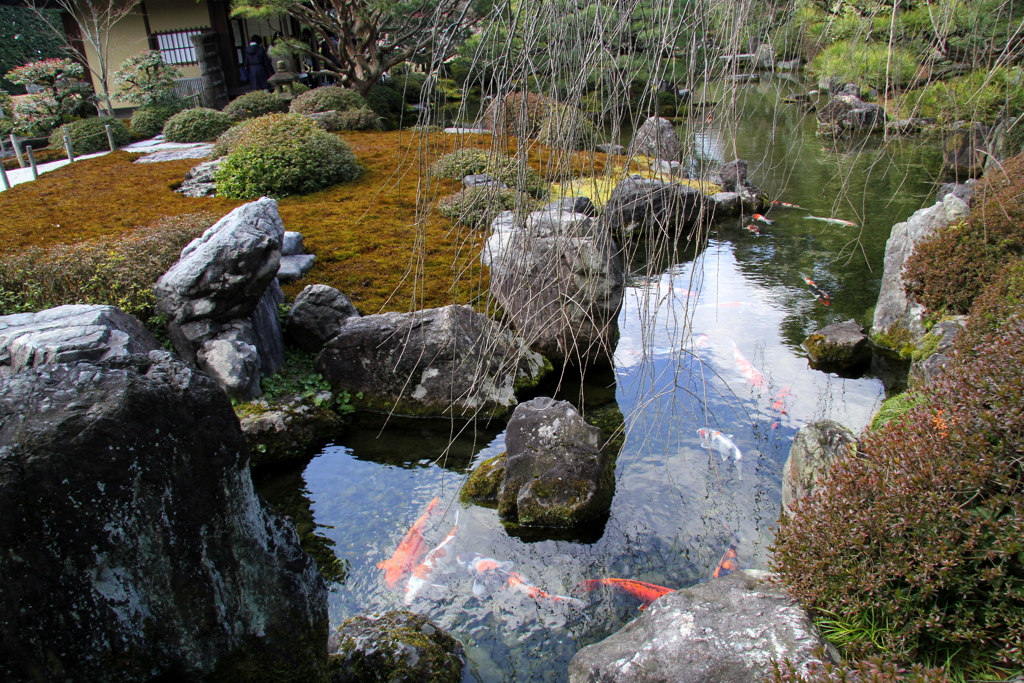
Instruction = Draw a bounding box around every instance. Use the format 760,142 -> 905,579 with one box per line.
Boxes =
731,341 -> 766,387
698,428 -> 743,462
506,571 -> 584,607
770,387 -> 793,430
575,578 -> 675,610
799,272 -> 832,306
457,552 -> 514,597
752,213 -> 774,225
377,497 -> 441,588
804,215 -> 857,227
713,543 -> 739,578
404,511 -> 459,604
746,224 -> 760,235
683,333 -> 711,353
771,200 -> 806,209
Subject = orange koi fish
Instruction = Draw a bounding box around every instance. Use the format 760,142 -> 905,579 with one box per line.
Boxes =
752,213 -> 774,225
576,578 -> 675,610
377,497 -> 441,588
507,572 -> 584,607
713,544 -> 739,578
799,272 -> 831,306
457,552 -> 515,597
404,511 -> 459,604
771,200 -> 806,209
770,387 -> 793,430
731,341 -> 766,387
746,224 -> 761,235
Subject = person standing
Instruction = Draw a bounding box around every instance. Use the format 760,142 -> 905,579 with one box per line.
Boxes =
244,35 -> 274,92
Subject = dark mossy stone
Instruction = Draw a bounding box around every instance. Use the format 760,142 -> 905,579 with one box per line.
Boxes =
328,611 -> 464,683
803,320 -> 871,369
459,452 -> 506,506
238,393 -> 344,468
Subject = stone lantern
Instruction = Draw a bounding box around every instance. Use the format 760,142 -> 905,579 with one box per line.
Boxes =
268,61 -> 298,101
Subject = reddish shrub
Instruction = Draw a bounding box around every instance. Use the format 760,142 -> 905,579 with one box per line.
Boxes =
766,656 -> 949,683
483,92 -> 550,138
954,258 -> 1024,359
772,316 -> 1024,673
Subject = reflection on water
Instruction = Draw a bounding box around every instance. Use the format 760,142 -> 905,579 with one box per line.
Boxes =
255,76 -> 943,682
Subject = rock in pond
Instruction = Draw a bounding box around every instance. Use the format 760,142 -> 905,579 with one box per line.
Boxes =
238,391 -> 343,467
568,570 -> 829,683
490,207 -> 624,365
872,192 -> 970,348
782,420 -> 857,518
286,284 -> 361,352
803,319 -> 871,369
464,397 -> 616,527
0,304 -> 161,377
601,177 -> 712,237
817,95 -> 887,134
628,116 -> 682,161
315,305 -> 550,419
0,352 -> 327,682
328,611 -> 464,683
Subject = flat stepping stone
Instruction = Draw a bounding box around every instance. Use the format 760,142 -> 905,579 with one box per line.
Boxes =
134,144 -> 215,163
277,254 -> 316,283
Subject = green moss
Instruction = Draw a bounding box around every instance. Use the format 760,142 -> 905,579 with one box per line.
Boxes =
871,323 -> 915,358
870,391 -> 928,431
910,330 -> 941,362
329,612 -> 463,683
514,355 -> 553,393
460,452 -> 506,506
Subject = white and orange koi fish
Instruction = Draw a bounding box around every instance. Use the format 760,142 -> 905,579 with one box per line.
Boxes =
505,571 -> 585,608
731,341 -> 766,387
751,213 -> 774,225
698,428 -> 743,462
404,511 -> 459,604
804,215 -> 857,227
458,552 -> 515,597
377,497 -> 441,588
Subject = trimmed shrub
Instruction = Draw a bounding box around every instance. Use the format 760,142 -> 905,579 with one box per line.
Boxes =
484,91 -> 550,137
772,316 -> 1024,676
162,107 -> 233,143
487,159 -> 547,198
224,90 -> 289,121
213,113 -> 362,199
113,50 -> 181,108
291,82 -> 309,97
49,116 -> 130,155
808,40 -> 919,92
288,85 -> 365,115
429,149 -> 490,179
6,57 -> 94,133
437,186 -> 530,228
538,103 -> 597,150
0,212 -> 214,323
365,84 -> 407,130
311,107 -> 379,132
129,102 -> 184,139
904,153 -> 1024,314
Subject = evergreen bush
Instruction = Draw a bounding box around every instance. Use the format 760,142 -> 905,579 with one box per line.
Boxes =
429,149 -> 490,178
288,85 -> 365,114
437,186 -> 529,228
113,51 -> 182,108
130,102 -> 184,139
214,113 -> 362,199
311,107 -> 379,131
0,6 -> 66,95
162,107 -> 233,143
389,71 -> 427,104
365,84 -> 407,129
808,40 -> 919,92
49,116 -> 130,154
223,90 -> 289,121
767,657 -> 949,683
900,67 -> 1024,125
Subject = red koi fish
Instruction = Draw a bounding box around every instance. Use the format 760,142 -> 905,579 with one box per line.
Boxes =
404,511 -> 459,604
799,272 -> 831,306
770,387 -> 793,430
377,497 -> 441,588
746,224 -> 761,235
731,342 -> 765,387
506,571 -> 584,607
713,544 -> 739,578
752,213 -> 774,225
771,200 -> 806,209
576,578 -> 675,610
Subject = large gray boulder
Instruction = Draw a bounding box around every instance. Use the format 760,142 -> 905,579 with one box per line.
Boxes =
0,305 -> 161,377
782,420 -> 857,518
286,284 -> 361,352
490,209 -> 624,365
628,116 -> 682,160
569,570 -> 828,683
328,611 -> 464,683
802,320 -> 871,369
315,305 -> 550,419
498,397 -> 614,527
0,352 -> 327,682
601,177 -> 712,237
817,95 -> 887,134
872,192 -> 971,346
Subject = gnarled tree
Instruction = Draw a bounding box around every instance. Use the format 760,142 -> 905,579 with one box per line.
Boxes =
231,0 -> 490,95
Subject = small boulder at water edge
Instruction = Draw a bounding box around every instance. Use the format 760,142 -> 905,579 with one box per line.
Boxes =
601,177 -> 712,236
628,116 -> 682,161
286,283 -> 361,352
0,351 -> 328,682
568,570 -> 829,683
315,304 -> 550,419
803,319 -> 871,369
782,420 -> 857,518
328,610 -> 464,683
239,392 -> 344,467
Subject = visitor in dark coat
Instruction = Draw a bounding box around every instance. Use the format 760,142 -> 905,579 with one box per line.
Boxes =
244,35 -> 273,91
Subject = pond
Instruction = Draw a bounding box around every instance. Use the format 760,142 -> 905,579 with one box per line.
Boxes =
256,75 -> 944,682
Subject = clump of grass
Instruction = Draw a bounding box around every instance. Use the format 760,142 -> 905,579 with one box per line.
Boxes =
898,67 -> 1024,125
0,212 -> 215,325
869,391 -> 927,431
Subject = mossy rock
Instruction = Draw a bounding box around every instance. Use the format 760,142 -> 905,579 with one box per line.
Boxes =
237,394 -> 343,468
459,452 -> 506,506
328,611 -> 464,683
802,320 -> 871,367
870,322 -> 915,358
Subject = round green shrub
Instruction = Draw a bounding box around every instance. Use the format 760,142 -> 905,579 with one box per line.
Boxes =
162,107 -> 233,143
288,85 -> 365,115
49,116 -> 130,155
130,102 -> 184,139
437,186 -> 529,228
223,90 -> 289,121
311,107 -> 379,132
773,317 -> 1024,676
389,71 -> 427,104
365,84 -> 406,130
429,149 -> 490,179
214,113 -> 362,199
539,103 -> 597,150
291,82 -> 309,97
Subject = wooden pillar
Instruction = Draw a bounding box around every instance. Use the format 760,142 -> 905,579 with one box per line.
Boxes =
190,32 -> 229,109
